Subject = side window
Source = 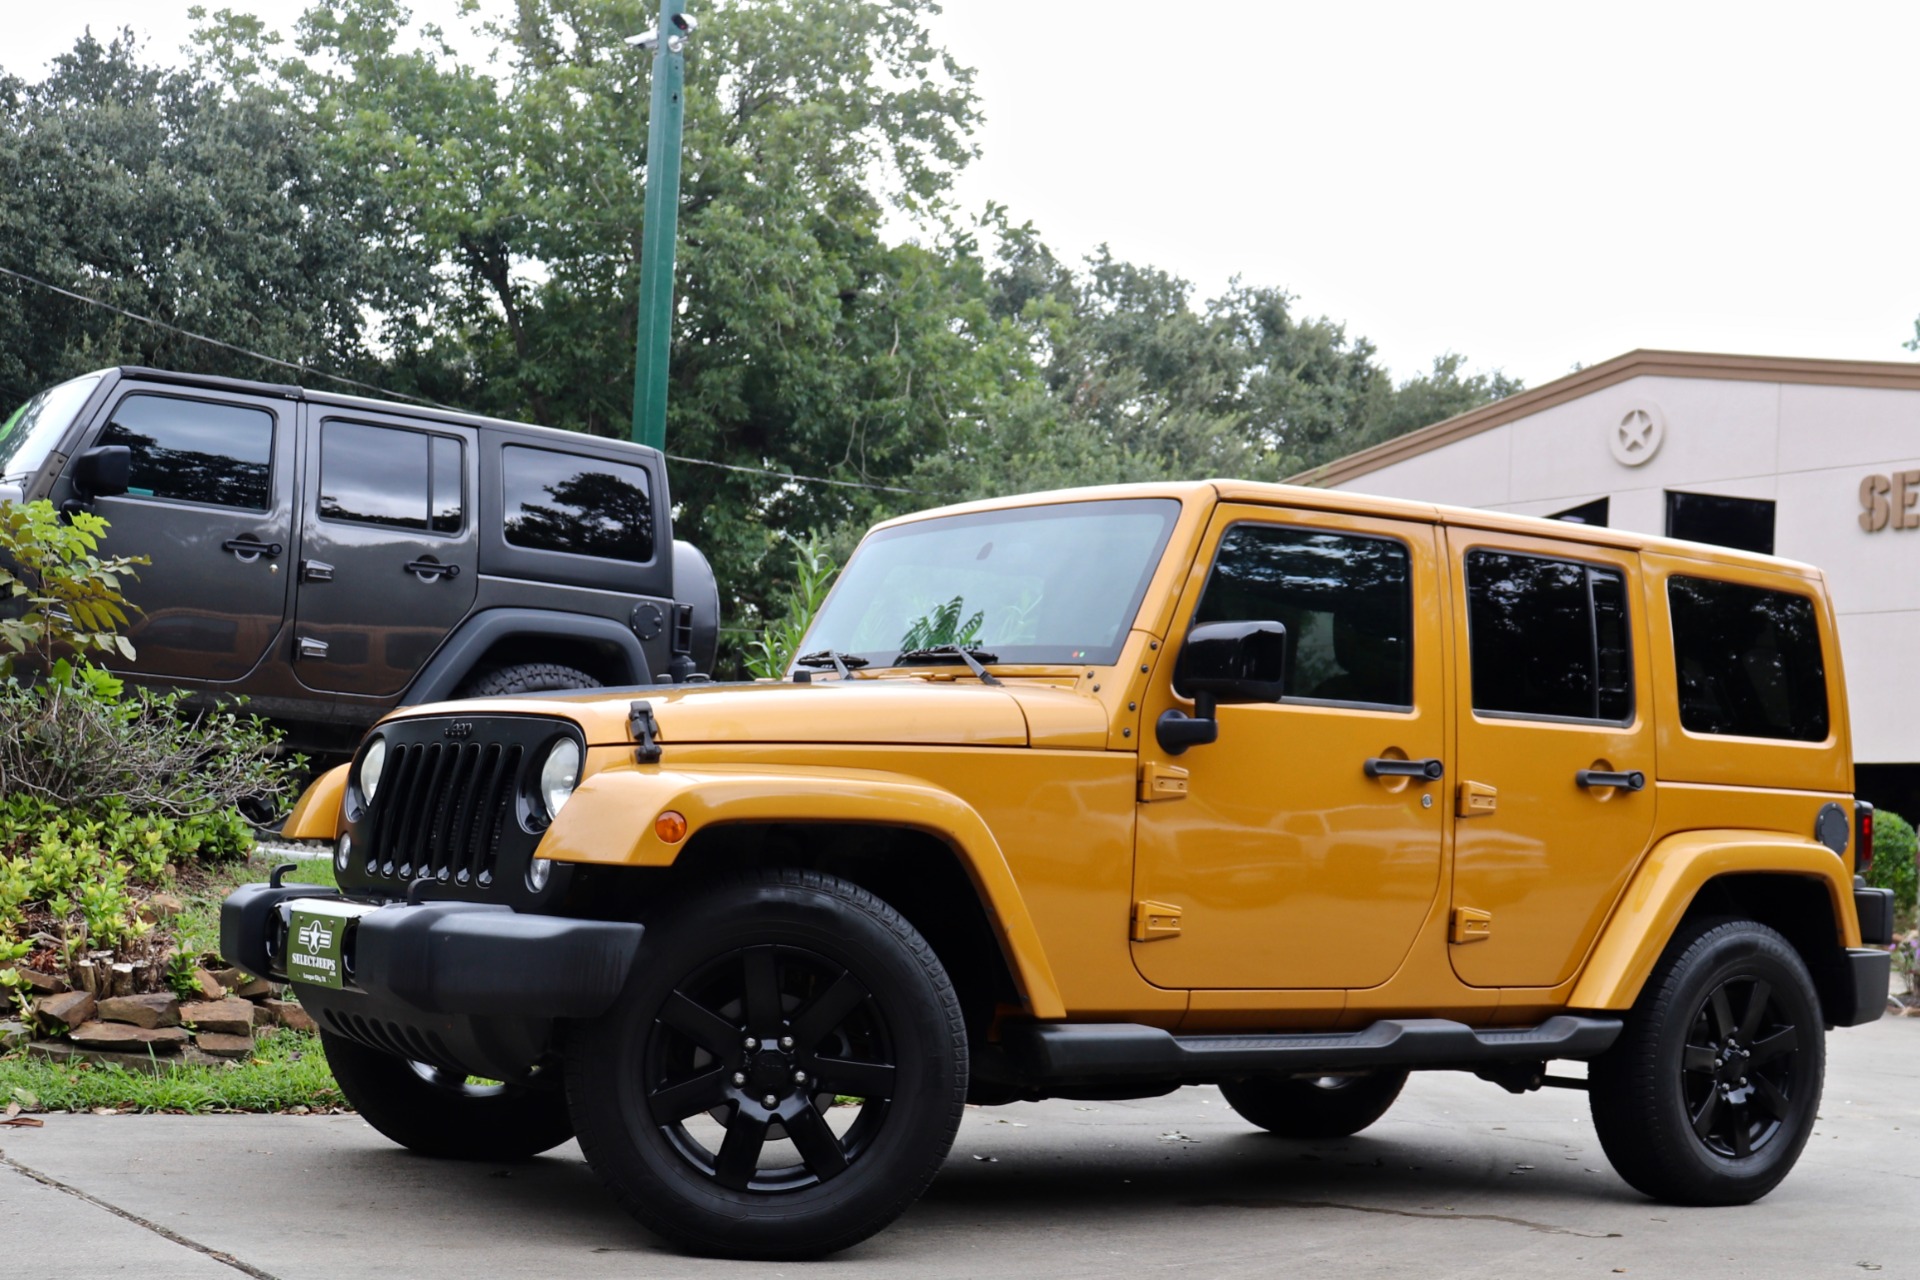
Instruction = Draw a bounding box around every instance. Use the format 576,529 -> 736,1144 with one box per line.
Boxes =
502,446 -> 654,563
1668,576 -> 1828,742
318,421 -> 464,534
96,394 -> 273,509
1466,550 -> 1632,722
1192,523 -> 1413,708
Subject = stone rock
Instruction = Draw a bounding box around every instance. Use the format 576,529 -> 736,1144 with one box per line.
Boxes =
0,1020 -> 27,1053
97,993 -> 181,1029
68,1021 -> 188,1052
209,967 -> 249,991
27,1040 -> 213,1075
250,1002 -> 274,1028
195,1031 -> 254,1058
179,997 -> 254,1036
32,990 -> 95,1031
138,892 -> 185,922
15,968 -> 68,995
233,977 -> 275,999
109,962 -> 136,998
265,999 -> 316,1033
190,969 -> 225,1000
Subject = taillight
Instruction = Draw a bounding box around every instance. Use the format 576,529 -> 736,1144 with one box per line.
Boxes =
1856,800 -> 1875,875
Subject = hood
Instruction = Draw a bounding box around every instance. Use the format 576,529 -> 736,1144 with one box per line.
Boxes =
408,677 -> 1112,751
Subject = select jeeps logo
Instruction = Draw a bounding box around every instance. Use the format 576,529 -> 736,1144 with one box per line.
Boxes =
298,918 -> 333,955
443,721 -> 474,739
288,916 -> 340,984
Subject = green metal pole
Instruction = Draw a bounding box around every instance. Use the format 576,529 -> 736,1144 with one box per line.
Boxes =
630,0 -> 687,450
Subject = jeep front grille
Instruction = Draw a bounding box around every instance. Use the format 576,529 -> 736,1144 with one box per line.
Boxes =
367,740 -> 523,888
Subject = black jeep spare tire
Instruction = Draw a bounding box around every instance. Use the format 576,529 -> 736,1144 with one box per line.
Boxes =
565,869 -> 968,1260
1588,917 -> 1824,1205
320,1030 -> 575,1160
454,663 -> 600,698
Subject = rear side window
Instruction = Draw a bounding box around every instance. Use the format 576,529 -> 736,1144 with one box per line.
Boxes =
319,421 -> 464,534
1466,550 -> 1632,722
503,446 -> 654,563
1193,523 -> 1413,708
1668,576 -> 1828,741
97,394 -> 273,509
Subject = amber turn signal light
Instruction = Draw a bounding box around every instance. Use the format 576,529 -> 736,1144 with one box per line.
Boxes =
655,810 -> 688,843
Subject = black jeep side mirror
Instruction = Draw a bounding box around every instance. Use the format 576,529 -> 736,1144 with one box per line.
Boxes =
70,445 -> 132,499
1156,620 -> 1288,755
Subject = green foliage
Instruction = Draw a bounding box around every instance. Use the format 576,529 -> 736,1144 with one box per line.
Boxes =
0,500 -> 149,674
743,533 -> 839,680
0,1028 -> 345,1114
898,597 -> 985,653
1867,809 -> 1917,925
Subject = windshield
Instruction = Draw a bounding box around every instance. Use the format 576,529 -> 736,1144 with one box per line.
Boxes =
0,372 -> 105,482
802,498 -> 1182,669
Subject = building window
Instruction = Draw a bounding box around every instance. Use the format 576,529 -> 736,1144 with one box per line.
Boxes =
1465,550 -> 1633,723
1668,576 -> 1827,742
1549,497 -> 1609,526
1192,523 -> 1413,708
1666,491 -> 1775,556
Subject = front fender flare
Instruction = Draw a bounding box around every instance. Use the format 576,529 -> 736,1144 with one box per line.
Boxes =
1567,828 -> 1859,1011
282,763 -> 348,842
536,763 -> 1067,1020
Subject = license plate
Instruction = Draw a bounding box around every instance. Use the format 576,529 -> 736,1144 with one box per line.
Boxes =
286,901 -> 373,990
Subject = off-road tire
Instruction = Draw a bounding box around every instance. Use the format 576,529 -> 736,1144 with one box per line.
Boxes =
1220,1069 -> 1409,1138
565,869 -> 968,1260
454,663 -> 601,698
1589,917 -> 1824,1205
320,1030 -> 575,1160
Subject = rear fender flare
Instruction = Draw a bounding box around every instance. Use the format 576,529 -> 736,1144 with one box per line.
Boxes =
537,762 -> 1067,1019
1567,828 -> 1858,1010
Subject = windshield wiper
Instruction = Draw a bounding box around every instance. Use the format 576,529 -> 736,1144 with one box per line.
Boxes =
794,649 -> 870,680
893,644 -> 1002,686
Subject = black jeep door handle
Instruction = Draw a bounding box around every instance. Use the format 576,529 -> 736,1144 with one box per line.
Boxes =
404,559 -> 459,580
1576,769 -> 1646,791
222,537 -> 282,561
1364,757 -> 1444,780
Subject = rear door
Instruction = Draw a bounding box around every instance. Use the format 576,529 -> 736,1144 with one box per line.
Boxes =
1446,529 -> 1656,988
69,386 -> 294,682
291,410 -> 477,696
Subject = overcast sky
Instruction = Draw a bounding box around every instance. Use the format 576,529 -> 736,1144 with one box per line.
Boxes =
10,1 -> 1920,387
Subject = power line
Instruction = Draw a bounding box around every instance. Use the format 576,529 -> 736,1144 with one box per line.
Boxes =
1,262 -> 931,498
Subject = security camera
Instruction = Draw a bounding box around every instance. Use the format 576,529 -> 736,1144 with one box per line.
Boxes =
625,13 -> 696,53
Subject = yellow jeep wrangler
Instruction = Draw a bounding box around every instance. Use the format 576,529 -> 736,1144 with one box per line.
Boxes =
223,481 -> 1894,1259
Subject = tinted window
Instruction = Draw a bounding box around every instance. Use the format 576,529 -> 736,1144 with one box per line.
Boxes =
503,447 -> 654,562
1467,550 -> 1632,722
97,395 -> 273,509
1668,576 -> 1827,741
1193,524 -> 1413,707
318,421 -> 464,533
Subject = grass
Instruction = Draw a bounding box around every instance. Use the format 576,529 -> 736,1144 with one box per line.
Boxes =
0,1029 -> 346,1114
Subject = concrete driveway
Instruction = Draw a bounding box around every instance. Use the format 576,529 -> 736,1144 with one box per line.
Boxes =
4,1017 -> 1914,1279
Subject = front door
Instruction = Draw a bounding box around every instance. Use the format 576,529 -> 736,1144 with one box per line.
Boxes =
292,411 -> 478,697
1132,504 -> 1448,991
1446,530 -> 1656,989
75,387 -> 294,683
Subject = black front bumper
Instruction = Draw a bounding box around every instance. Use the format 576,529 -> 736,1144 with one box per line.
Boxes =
221,882 -> 643,1081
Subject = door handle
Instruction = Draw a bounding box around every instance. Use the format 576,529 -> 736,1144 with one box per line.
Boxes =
1364,757 -> 1444,780
222,537 -> 282,562
1577,769 -> 1646,791
404,559 -> 460,581
299,559 -> 334,583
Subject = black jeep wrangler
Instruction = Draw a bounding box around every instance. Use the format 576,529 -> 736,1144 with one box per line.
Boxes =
0,367 -> 718,753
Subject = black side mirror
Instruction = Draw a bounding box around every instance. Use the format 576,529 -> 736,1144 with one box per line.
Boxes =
1156,620 -> 1289,755
70,445 -> 131,499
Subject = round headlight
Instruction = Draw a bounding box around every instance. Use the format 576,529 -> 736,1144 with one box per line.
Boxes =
539,738 -> 582,819
358,736 -> 387,802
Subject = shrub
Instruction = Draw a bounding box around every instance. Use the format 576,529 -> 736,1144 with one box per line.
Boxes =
1868,808 -> 1918,926
744,532 -> 839,680
0,499 -> 148,674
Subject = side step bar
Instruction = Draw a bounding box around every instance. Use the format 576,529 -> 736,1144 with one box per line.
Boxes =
1003,1016 -> 1623,1081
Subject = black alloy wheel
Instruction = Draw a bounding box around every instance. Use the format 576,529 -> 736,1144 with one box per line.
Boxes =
1589,917 -> 1824,1205
1679,974 -> 1802,1159
567,869 -> 967,1259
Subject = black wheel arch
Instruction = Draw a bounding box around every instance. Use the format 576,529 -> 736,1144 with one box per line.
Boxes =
1676,873 -> 1851,1025
406,607 -> 652,703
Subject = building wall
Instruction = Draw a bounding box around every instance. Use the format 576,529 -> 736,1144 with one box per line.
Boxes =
1339,373 -> 1920,764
